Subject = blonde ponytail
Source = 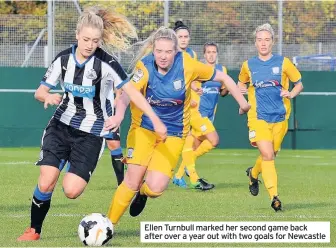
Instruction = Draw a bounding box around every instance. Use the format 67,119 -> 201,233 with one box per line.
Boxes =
77,7 -> 138,53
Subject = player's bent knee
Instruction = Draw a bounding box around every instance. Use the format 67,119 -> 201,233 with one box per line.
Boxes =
63,187 -> 82,199
107,140 -> 120,151
144,186 -> 163,199
124,180 -> 141,191
38,181 -> 57,193
261,153 -> 274,161
210,138 -> 219,147
124,176 -> 143,191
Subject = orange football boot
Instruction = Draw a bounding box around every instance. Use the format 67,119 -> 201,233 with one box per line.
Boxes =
17,228 -> 40,241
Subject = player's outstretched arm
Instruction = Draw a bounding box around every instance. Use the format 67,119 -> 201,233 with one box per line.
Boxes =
213,70 -> 250,113
121,82 -> 167,141
35,84 -> 62,109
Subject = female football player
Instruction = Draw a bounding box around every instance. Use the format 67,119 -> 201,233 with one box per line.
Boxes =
107,26 -> 250,225
238,23 -> 303,211
18,6 -> 165,241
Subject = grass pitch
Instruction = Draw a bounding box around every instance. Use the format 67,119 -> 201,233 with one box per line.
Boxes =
0,148 -> 335,247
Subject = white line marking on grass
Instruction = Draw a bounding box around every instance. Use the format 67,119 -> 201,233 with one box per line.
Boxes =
8,213 -> 85,218
208,153 -> 327,159
0,161 -> 32,165
315,162 -> 333,166
6,213 -> 336,219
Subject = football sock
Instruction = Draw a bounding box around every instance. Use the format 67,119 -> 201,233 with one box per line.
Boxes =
252,155 -> 262,179
111,148 -> 124,185
186,165 -> 199,184
107,182 -> 136,224
188,139 -> 214,184
140,182 -> 162,198
174,160 -> 186,179
261,160 -> 278,199
182,136 -> 199,184
31,186 -> 53,234
181,135 -> 195,166
175,135 -> 194,179
194,139 -> 214,158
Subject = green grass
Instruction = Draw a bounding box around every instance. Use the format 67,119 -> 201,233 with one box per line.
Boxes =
0,148 -> 335,247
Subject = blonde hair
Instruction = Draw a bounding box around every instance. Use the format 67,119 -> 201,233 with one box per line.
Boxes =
254,23 -> 275,40
76,7 -> 138,52
130,26 -> 178,70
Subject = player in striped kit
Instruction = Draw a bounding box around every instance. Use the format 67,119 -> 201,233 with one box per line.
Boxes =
17,6 -> 166,241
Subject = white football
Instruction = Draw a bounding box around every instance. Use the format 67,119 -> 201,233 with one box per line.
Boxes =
78,213 -> 114,246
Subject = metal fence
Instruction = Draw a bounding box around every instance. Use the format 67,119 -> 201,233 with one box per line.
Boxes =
1,0 -> 336,70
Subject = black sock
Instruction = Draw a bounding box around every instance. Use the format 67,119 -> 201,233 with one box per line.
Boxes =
30,194 -> 51,234
111,154 -> 124,185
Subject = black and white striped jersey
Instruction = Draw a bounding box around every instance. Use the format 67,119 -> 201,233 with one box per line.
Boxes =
41,45 -> 128,137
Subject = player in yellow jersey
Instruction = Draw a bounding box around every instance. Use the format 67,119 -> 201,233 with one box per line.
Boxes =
238,23 -> 303,211
173,20 -> 203,188
173,42 -> 229,190
106,27 -> 250,225
174,20 -> 197,59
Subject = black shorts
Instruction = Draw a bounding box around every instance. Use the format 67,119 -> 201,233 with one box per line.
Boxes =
36,118 -> 104,182
104,127 -> 120,141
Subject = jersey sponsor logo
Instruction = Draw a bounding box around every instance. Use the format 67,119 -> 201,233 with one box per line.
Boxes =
64,82 -> 96,99
202,86 -> 219,94
86,68 -> 97,80
132,69 -> 144,83
147,95 -> 183,107
272,67 -> 280,75
253,80 -> 280,88
173,79 -> 182,91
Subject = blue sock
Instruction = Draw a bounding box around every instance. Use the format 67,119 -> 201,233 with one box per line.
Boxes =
31,185 -> 53,233
110,147 -> 122,156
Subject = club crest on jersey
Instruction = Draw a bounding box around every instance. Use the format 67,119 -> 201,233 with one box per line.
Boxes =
86,69 -> 97,80
272,67 -> 280,75
173,79 -> 182,91
132,69 -> 144,83
249,130 -> 256,139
